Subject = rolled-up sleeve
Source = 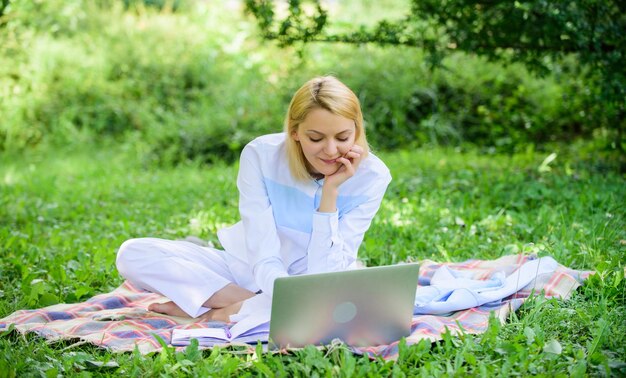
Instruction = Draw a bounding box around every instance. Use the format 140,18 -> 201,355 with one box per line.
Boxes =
306,173 -> 392,274
237,145 -> 289,295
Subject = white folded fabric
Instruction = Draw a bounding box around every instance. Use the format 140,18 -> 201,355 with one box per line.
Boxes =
414,256 -> 558,315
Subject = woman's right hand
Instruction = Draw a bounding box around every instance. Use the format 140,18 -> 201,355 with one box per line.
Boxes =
324,144 -> 364,190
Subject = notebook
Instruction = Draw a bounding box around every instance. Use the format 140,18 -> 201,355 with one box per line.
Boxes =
269,263 -> 420,348
170,314 -> 269,346
171,263 -> 419,348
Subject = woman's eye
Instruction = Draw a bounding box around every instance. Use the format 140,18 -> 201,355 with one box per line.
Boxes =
309,138 -> 322,143
337,138 -> 349,142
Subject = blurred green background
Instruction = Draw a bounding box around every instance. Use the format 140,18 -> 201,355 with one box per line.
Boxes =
1,2 -> 625,375
1,0 -> 620,165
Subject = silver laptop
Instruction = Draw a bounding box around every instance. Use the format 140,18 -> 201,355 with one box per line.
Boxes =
269,263 -> 419,348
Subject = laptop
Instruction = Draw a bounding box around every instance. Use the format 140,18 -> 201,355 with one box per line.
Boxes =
269,263 -> 420,348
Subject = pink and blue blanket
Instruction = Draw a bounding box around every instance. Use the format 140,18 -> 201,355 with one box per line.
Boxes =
0,254 -> 592,360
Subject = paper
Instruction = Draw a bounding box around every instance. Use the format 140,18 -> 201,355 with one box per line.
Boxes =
171,321 -> 269,346
171,292 -> 273,346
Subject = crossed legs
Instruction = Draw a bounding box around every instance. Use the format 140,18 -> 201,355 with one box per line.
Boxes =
116,237 -> 257,321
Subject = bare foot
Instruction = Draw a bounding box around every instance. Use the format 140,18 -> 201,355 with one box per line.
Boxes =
148,301 -> 190,318
199,301 -> 244,322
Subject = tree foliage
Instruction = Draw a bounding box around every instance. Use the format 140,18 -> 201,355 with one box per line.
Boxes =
0,0 -> 11,18
245,0 -> 625,149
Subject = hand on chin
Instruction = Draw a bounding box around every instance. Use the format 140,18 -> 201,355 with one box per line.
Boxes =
327,164 -> 345,177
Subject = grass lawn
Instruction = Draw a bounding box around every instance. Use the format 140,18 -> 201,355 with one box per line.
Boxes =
0,144 -> 624,376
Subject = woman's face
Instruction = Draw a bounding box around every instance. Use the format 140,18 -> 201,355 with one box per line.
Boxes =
292,108 -> 356,177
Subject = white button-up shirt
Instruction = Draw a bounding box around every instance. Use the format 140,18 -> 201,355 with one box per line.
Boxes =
218,133 -> 392,296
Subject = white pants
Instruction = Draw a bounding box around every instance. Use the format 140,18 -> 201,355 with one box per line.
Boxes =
116,237 -> 257,318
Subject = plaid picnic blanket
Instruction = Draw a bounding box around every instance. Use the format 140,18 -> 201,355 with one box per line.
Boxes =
0,254 -> 592,359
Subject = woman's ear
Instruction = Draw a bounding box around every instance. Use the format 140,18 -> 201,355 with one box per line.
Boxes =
291,130 -> 300,142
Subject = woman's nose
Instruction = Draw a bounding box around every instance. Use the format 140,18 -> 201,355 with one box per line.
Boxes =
323,140 -> 338,155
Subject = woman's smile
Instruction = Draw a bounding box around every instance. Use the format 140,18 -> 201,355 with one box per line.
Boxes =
320,157 -> 340,164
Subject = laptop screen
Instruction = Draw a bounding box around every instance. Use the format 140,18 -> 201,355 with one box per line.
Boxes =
269,263 -> 419,348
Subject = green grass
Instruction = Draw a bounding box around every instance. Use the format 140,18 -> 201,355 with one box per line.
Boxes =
0,144 -> 624,376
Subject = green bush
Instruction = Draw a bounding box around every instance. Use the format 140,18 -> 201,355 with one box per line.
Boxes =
0,0 -> 288,160
0,0 -> 603,162
423,55 -> 596,150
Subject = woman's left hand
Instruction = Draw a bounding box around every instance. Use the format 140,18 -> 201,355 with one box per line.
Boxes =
324,145 -> 364,190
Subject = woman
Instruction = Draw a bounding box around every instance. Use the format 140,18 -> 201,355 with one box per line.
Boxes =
116,76 -> 392,322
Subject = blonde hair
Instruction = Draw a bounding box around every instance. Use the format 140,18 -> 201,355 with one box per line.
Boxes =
284,76 -> 369,181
